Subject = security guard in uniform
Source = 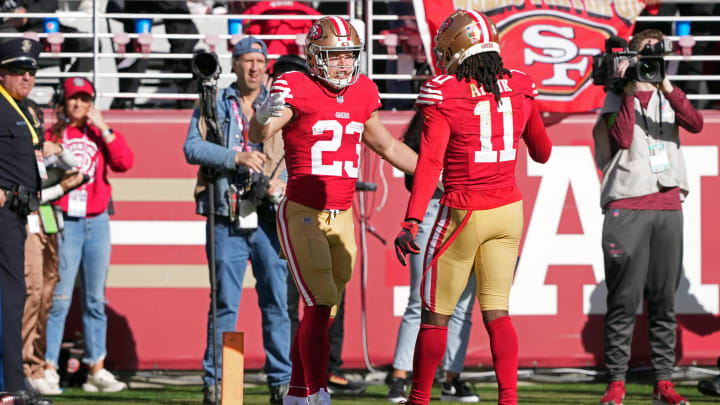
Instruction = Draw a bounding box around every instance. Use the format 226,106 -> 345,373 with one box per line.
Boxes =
0,37 -> 53,405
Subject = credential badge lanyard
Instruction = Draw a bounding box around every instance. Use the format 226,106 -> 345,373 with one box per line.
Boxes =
636,89 -> 669,173
229,99 -> 259,230
0,83 -> 46,179
64,127 -> 90,217
230,100 -> 251,153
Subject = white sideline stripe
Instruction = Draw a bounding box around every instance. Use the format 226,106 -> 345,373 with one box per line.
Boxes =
111,178 -> 196,202
107,264 -> 257,288
110,221 -> 205,245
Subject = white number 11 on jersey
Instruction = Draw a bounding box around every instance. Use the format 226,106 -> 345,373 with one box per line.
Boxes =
473,97 -> 516,163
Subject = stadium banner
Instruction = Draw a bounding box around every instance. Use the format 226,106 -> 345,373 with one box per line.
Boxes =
412,0 -> 646,113
75,110 -> 720,371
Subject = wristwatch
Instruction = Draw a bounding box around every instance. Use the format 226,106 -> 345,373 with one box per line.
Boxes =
102,128 -> 114,140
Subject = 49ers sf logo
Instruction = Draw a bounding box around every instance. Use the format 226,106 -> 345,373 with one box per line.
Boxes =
497,13 -> 614,110
308,23 -> 322,40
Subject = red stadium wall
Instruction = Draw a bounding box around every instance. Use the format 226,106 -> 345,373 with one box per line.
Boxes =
60,110 -> 720,371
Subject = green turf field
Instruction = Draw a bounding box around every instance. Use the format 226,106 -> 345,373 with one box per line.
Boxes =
48,381 -> 717,404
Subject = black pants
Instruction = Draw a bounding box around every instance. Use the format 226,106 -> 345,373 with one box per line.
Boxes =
602,208 -> 683,381
0,207 -> 27,391
287,275 -> 345,372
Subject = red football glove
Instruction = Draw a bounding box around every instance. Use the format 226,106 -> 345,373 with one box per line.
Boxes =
395,221 -> 420,266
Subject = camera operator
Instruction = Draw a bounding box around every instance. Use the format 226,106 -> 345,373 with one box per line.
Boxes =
593,29 -> 703,405
183,36 -> 291,405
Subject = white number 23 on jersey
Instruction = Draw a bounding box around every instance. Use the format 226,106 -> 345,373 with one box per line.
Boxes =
311,120 -> 364,178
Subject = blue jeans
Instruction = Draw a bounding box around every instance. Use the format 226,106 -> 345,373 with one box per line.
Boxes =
46,212 -> 111,367
202,216 -> 291,387
393,199 -> 476,374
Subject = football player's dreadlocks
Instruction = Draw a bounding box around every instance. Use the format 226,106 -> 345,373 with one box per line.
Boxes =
456,52 -> 512,103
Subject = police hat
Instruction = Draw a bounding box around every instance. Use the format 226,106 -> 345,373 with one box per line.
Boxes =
0,38 -> 41,69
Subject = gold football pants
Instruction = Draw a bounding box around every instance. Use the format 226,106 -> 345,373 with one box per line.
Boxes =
422,201 -> 523,315
277,199 -> 356,316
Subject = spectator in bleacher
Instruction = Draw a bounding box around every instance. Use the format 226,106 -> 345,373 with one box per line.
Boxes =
231,1 -> 320,69
22,99 -> 84,396
108,0 -> 199,109
592,28 -> 703,405
183,37 -> 291,405
0,0 -> 93,72
43,77 -> 134,394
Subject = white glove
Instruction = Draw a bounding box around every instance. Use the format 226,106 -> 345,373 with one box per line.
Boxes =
255,91 -> 286,126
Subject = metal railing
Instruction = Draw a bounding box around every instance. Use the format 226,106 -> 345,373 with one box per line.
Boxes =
19,0 -> 357,105
10,0 -> 720,106
366,0 -> 720,104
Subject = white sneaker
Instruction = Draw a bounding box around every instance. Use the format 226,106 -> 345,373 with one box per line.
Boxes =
33,377 -> 63,395
41,369 -> 63,394
284,395 -> 309,405
82,368 -> 128,392
308,388 -> 331,405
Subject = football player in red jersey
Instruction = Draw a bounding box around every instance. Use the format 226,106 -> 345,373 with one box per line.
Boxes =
249,16 -> 417,405
393,10 -> 552,405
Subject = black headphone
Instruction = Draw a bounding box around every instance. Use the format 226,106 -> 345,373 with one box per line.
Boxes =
52,77 -> 96,108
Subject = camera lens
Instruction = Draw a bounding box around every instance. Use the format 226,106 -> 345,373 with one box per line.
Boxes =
638,60 -> 662,82
192,51 -> 220,79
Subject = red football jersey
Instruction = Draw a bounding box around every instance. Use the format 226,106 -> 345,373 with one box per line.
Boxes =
406,71 -> 551,221
272,72 -> 382,210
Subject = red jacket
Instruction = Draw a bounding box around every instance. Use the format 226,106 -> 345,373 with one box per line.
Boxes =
49,125 -> 134,217
243,1 -> 320,64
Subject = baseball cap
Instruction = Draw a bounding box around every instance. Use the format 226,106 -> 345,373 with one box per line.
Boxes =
232,36 -> 267,58
0,38 -> 41,69
64,77 -> 95,99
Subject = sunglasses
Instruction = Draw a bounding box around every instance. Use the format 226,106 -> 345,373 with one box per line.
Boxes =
6,67 -> 37,76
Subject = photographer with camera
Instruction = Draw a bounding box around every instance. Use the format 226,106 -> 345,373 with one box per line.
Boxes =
592,29 -> 703,405
183,37 -> 291,405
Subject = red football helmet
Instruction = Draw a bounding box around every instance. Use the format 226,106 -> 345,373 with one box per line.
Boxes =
434,9 -> 500,74
304,16 -> 363,89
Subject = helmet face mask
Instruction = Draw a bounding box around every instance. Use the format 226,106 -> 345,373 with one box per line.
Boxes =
433,9 -> 500,74
305,17 -> 363,89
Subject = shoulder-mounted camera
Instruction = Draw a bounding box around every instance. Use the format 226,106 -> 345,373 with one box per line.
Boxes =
592,35 -> 670,86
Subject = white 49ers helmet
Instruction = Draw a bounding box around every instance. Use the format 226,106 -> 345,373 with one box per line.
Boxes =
305,16 -> 363,89
434,9 -> 500,74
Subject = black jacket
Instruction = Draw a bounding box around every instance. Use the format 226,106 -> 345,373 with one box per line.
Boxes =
0,95 -> 39,192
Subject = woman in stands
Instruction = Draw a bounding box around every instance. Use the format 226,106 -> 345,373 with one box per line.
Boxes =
43,77 -> 134,393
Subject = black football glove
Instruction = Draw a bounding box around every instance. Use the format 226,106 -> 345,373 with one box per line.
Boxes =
394,221 -> 420,266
